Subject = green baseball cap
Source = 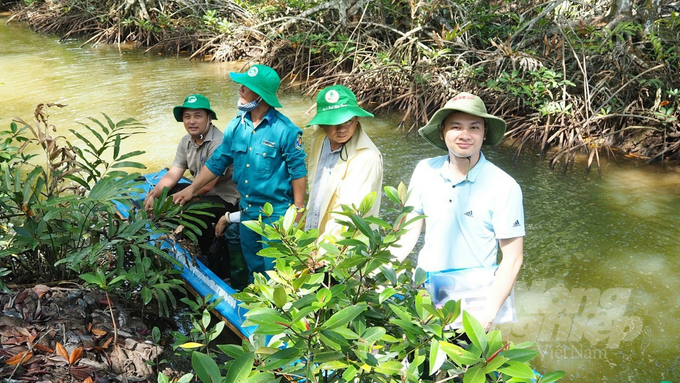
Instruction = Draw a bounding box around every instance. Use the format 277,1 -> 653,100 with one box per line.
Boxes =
229,64 -> 282,108
173,94 -> 217,122
418,92 -> 507,149
307,85 -> 373,126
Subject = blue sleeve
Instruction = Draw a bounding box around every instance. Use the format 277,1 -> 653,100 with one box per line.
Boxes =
205,119 -> 236,175
281,123 -> 307,180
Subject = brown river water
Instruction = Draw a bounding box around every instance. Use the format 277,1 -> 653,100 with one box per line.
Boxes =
2,17 -> 680,382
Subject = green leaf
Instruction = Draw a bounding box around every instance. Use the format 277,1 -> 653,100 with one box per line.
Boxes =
262,202 -> 273,216
414,267 -> 427,287
290,306 -> 316,323
440,341 -> 480,366
319,360 -> 349,370
79,273 -> 105,288
110,161 -> 145,169
483,355 -> 508,373
348,214 -> 374,241
389,319 -> 425,336
176,373 -> 194,383
331,327 -> 360,340
245,372 -> 278,383
383,185 -> 400,204
462,364 -> 485,383
262,347 -> 299,370
242,220 -> 266,236
113,134 -> 121,160
313,351 -> 346,363
316,287 -> 332,306
202,310 -> 211,330
360,327 -> 385,344
244,308 -> 290,327
462,311 -> 487,354
415,289 -> 432,321
115,150 -> 145,162
501,348 -> 540,363
320,303 -> 368,329
379,287 -> 398,303
539,371 -> 565,383
157,372 -> 169,383
141,286 -> 153,305
191,351 -> 222,383
498,361 -> 537,379
341,365 -> 358,381
375,360 -> 403,375
224,352 -> 255,382
217,344 -> 248,359
379,265 -> 397,285
428,339 -> 445,376
358,191 -> 376,215
281,205 -> 296,233
320,329 -> 348,350
272,286 -> 287,308
387,303 -> 412,322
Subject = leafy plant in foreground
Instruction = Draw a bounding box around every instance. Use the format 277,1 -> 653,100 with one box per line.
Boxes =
0,103 -> 203,317
169,185 -> 564,382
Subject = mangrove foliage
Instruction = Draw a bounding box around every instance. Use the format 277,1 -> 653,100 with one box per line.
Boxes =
5,0 -> 680,170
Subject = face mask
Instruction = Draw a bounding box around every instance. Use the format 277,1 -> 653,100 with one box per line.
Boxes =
237,97 -> 261,112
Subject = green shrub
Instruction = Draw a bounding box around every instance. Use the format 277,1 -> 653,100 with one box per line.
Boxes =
0,104 -> 204,316
168,186 -> 564,382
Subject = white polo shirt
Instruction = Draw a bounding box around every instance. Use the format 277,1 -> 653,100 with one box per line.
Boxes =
406,153 -> 525,272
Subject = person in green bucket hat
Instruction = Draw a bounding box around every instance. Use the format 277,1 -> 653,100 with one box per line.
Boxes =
172,65 -> 307,282
144,94 -> 240,271
304,85 -> 383,241
392,92 -> 525,332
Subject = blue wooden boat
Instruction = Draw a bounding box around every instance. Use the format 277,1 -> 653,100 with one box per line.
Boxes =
114,170 -> 254,340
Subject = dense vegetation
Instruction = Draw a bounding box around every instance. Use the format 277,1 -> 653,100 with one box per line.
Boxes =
0,103 -> 212,315
5,0 -> 680,171
160,197 -> 565,383
0,106 -> 564,382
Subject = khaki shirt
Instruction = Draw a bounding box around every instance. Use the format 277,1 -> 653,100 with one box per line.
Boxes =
172,124 -> 239,205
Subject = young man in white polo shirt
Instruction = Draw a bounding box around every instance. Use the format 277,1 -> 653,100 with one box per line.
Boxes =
392,92 -> 525,331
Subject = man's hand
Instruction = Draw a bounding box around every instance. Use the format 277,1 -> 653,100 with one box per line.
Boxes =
478,312 -> 495,332
172,187 -> 194,206
143,193 -> 155,212
215,215 -> 228,237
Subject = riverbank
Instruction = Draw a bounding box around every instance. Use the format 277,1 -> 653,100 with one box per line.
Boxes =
5,0 -> 680,170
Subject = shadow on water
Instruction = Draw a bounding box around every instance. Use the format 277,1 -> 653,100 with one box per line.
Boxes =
3,17 -> 680,382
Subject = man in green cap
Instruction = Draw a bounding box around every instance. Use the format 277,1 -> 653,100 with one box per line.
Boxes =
392,92 -> 525,331
173,65 -> 307,282
305,85 -> 383,241
144,94 -> 239,263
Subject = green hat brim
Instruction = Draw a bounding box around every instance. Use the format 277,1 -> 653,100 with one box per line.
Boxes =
307,106 -> 373,126
418,108 -> 507,150
229,72 -> 282,108
173,106 -> 218,122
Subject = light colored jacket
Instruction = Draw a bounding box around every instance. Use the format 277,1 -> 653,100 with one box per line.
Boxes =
306,124 -> 383,240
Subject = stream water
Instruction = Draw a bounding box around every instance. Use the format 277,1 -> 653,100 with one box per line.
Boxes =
2,17 -> 679,382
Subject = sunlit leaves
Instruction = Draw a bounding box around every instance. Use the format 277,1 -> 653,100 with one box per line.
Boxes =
178,183 -> 550,383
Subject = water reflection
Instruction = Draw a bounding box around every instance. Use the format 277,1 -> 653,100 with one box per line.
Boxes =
2,18 -> 680,382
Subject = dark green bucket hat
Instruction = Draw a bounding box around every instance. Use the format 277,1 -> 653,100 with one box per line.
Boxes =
307,85 -> 373,126
173,94 -> 218,122
418,92 -> 506,149
229,64 -> 282,108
